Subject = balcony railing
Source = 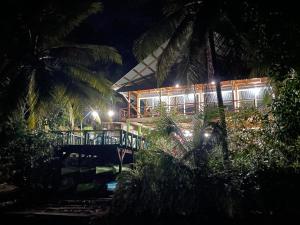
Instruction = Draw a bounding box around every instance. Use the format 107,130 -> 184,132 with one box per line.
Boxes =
120,99 -> 265,120
54,129 -> 146,151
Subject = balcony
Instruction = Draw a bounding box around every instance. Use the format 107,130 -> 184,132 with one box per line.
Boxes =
119,99 -> 266,121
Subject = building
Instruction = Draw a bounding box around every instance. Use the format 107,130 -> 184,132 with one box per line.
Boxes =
112,44 -> 270,132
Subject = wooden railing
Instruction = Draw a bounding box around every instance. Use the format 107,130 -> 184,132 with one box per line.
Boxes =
120,99 -> 265,120
54,129 -> 146,151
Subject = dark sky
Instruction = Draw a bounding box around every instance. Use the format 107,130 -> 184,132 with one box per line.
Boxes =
70,0 -> 163,82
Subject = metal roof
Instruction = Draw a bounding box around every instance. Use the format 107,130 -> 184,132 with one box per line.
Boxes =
112,42 -> 168,92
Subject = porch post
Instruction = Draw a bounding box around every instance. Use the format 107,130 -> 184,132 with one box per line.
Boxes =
128,91 -> 131,119
137,93 -> 140,118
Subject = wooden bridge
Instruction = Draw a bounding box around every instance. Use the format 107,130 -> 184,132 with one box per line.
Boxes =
54,129 -> 146,172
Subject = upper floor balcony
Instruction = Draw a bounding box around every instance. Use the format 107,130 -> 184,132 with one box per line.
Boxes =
118,77 -> 270,122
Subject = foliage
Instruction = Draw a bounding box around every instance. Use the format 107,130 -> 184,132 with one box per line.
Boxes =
0,113 -> 57,188
112,99 -> 300,219
243,1 -> 300,80
272,70 -> 300,142
112,150 -> 200,216
0,0 -> 121,128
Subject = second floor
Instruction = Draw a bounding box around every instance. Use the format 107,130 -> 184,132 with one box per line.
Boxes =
118,77 -> 270,121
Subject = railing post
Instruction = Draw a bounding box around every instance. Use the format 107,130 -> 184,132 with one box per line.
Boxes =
129,133 -> 132,148
120,130 -> 123,146
102,131 -> 105,145
124,132 -> 128,148
84,131 -> 88,145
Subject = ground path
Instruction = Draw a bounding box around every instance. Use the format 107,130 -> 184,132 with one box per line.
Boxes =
2,196 -> 112,225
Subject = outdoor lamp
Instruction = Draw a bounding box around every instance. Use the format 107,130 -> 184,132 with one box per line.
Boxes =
81,110 -> 100,131
184,130 -> 192,137
91,111 -> 99,119
108,110 -> 115,117
204,132 -> 211,138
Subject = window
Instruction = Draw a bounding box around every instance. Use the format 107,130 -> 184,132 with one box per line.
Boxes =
203,89 -> 233,110
238,86 -> 267,108
140,98 -> 153,115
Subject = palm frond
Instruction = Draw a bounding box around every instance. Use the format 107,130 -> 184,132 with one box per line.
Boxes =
156,14 -> 195,85
43,1 -> 103,43
133,10 -> 185,61
0,67 -> 32,121
64,81 -> 113,108
162,0 -> 187,16
82,45 -> 122,65
63,66 -> 113,96
51,44 -> 122,65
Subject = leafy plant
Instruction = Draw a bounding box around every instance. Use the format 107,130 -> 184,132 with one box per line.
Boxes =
0,0 -> 121,128
0,113 -> 57,188
272,70 -> 300,142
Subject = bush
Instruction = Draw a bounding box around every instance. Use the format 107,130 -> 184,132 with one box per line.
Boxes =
112,150 -> 198,216
0,114 -> 58,189
111,93 -> 300,220
272,71 -> 300,142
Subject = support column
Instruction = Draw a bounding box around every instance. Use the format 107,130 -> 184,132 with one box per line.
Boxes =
137,93 -> 140,118
128,91 -> 131,119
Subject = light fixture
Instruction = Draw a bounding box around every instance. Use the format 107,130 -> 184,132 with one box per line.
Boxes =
108,110 -> 115,117
183,130 -> 192,137
91,111 -> 99,119
204,132 -> 211,138
80,110 -> 101,139
211,81 -> 216,85
175,83 -> 180,88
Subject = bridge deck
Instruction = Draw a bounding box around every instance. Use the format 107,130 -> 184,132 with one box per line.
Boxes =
54,129 -> 146,171
54,129 -> 146,151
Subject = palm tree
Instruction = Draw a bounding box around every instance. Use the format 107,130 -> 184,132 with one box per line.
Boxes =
0,0 -> 122,128
133,0 -> 252,166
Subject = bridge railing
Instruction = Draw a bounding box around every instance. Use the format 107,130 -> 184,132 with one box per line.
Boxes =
53,129 -> 146,150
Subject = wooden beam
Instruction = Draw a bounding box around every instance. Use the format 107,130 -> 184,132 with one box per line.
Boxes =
132,68 -> 153,82
140,60 -> 156,73
128,92 -> 131,118
123,76 -> 139,87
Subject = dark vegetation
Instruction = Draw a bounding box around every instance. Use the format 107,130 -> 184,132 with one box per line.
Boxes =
0,1 -> 300,225
111,74 -> 300,224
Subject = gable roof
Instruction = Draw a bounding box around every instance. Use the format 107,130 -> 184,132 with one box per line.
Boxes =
112,42 -> 168,92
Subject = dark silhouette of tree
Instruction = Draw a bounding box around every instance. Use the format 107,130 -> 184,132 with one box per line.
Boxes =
0,0 -> 122,128
133,0 -> 300,166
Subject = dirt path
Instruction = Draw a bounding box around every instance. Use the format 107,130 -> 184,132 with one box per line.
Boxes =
2,197 -> 112,225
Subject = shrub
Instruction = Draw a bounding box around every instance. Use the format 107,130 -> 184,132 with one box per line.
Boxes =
272,70 -> 300,142
112,150 -> 197,216
0,114 -> 57,189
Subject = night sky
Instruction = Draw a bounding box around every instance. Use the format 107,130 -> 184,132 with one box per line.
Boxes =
70,0 -> 163,82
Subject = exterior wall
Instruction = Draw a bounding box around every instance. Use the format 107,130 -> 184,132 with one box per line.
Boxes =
119,77 -> 270,121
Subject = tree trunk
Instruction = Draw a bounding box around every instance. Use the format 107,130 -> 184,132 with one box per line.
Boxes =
208,31 -> 230,165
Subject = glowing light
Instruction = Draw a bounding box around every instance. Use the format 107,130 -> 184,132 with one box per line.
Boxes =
183,130 -> 192,137
108,110 -> 115,117
175,83 -> 180,88
204,132 -> 211,138
211,81 -> 216,85
91,111 -> 99,119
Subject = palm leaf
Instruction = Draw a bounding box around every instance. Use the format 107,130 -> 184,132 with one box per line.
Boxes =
156,14 -> 195,85
43,1 -> 103,43
51,44 -> 122,66
133,10 -> 185,61
63,66 -> 112,95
